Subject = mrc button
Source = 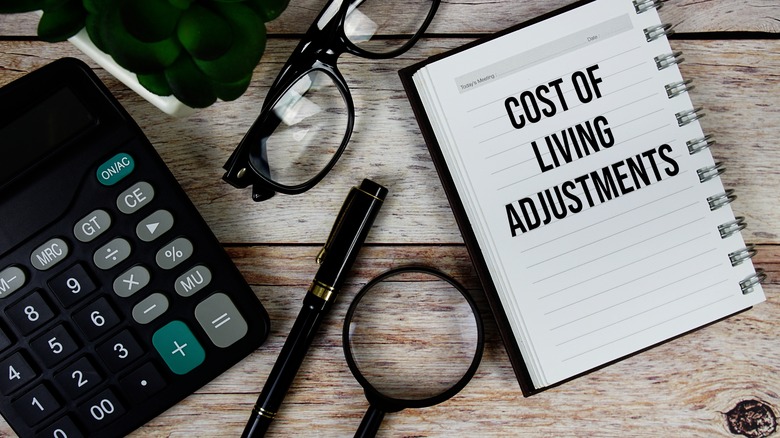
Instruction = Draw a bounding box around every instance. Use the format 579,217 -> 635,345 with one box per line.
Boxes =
97,153 -> 135,186
30,238 -> 69,271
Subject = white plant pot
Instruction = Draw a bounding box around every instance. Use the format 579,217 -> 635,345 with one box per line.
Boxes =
68,28 -> 195,117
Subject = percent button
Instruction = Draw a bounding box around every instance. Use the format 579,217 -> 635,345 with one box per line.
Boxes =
156,237 -> 193,270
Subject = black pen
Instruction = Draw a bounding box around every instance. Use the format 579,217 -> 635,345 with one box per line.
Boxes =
242,178 -> 388,437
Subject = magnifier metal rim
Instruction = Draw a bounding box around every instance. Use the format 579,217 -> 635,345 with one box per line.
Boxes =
342,265 -> 484,412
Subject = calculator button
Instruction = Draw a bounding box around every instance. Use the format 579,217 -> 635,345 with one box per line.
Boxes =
48,263 -> 97,307
73,298 -> 120,340
93,237 -> 132,270
77,388 -> 126,432
54,357 -> 102,399
0,265 -> 26,299
30,238 -> 69,271
73,209 -> 112,243
113,265 -> 151,298
132,293 -> 169,324
7,291 -> 56,335
156,237 -> 193,270
12,383 -> 61,426
152,321 -> 205,375
37,415 -> 85,438
195,293 -> 248,348
0,352 -> 36,395
136,209 -> 174,242
117,181 -> 154,214
120,362 -> 166,404
96,152 -> 135,186
96,330 -> 143,372
175,265 -> 212,297
30,325 -> 79,367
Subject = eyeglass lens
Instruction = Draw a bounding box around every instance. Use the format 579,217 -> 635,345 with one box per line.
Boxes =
345,270 -> 481,402
344,1 -> 438,54
260,70 -> 349,187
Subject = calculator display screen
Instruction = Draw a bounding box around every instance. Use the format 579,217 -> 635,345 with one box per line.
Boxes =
0,87 -> 95,186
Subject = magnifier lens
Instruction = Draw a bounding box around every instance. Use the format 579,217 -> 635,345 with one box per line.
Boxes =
346,270 -> 479,401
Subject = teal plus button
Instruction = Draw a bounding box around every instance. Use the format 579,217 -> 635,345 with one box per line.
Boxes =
152,321 -> 205,375
97,153 -> 134,186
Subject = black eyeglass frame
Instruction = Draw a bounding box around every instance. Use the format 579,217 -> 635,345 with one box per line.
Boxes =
222,0 -> 441,202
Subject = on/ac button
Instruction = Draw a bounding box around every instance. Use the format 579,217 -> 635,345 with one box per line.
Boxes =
97,153 -> 135,186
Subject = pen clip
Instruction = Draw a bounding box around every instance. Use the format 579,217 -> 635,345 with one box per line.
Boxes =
316,187 -> 356,264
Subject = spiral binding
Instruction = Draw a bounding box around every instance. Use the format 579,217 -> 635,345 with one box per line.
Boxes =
687,135 -> 716,155
740,269 -> 766,295
697,162 -> 725,183
718,217 -> 747,239
644,23 -> 674,42
729,244 -> 757,267
665,80 -> 695,99
634,0 -> 666,14
676,108 -> 704,127
707,189 -> 737,211
655,52 -> 684,70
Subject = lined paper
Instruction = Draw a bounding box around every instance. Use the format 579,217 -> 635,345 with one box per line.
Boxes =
413,0 -> 765,387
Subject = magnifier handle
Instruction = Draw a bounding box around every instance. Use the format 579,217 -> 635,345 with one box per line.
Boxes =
354,405 -> 386,438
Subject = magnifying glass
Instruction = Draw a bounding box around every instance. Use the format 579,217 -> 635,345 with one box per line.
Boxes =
342,266 -> 484,438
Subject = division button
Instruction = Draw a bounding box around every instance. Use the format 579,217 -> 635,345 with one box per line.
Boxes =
194,293 -> 248,348
0,265 -> 26,299
30,238 -> 69,271
132,293 -> 169,325
136,210 -> 174,242
175,265 -> 212,297
113,265 -> 151,298
93,238 -> 132,270
155,237 -> 193,270
117,181 -> 154,214
73,209 -> 112,243
152,320 -> 205,375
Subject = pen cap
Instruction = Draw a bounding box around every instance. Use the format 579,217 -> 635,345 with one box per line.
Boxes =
316,179 -> 388,292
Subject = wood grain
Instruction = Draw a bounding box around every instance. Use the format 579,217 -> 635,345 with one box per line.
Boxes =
1,0 -> 778,436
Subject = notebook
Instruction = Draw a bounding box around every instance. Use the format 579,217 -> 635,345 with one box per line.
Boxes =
399,0 -> 766,395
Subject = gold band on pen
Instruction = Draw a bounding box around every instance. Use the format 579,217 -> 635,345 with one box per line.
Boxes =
354,187 -> 385,202
255,407 -> 276,420
309,280 -> 335,301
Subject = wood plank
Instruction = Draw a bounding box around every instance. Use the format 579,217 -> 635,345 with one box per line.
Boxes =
2,0 -> 779,37
0,244 -> 773,436
2,39 -> 778,245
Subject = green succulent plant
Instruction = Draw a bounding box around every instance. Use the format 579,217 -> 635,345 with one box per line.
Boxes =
1,0 -> 289,108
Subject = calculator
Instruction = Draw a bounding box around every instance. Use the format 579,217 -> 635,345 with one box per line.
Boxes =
0,58 -> 270,437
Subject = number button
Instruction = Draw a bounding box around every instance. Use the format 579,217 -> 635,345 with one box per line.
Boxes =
30,325 -> 79,367
0,325 -> 12,353
48,264 -> 97,308
77,388 -> 125,432
12,383 -> 61,426
7,291 -> 55,335
37,415 -> 85,438
96,330 -> 142,372
54,357 -> 102,399
73,298 -> 120,340
0,352 -> 37,395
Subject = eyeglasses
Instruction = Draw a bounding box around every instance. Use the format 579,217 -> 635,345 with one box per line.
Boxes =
222,0 -> 440,202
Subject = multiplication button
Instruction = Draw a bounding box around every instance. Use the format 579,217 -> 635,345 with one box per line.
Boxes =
113,265 -> 150,298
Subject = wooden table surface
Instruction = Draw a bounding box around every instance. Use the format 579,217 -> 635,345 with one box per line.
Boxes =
1,1 -> 779,436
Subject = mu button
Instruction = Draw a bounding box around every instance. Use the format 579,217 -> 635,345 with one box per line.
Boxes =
152,321 -> 205,375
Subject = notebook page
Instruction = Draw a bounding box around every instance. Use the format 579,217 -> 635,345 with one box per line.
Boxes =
415,0 -> 764,387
